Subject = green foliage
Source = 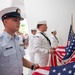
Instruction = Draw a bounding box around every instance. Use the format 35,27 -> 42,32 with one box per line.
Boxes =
19,24 -> 25,34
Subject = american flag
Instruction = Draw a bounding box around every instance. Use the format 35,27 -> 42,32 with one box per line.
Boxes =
49,34 -> 75,75
33,34 -> 75,75
63,34 -> 75,60
32,47 -> 65,75
67,24 -> 74,46
68,25 -> 74,41
49,61 -> 75,75
49,46 -> 65,67
32,45 -> 75,75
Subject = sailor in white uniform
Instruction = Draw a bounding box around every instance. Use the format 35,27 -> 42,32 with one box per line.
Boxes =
28,29 -> 37,63
50,29 -> 59,49
33,21 -> 55,66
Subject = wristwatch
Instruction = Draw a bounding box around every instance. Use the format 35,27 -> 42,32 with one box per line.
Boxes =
31,64 -> 35,70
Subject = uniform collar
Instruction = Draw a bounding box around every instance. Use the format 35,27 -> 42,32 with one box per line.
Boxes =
52,34 -> 56,37
37,30 -> 46,34
3,31 -> 17,42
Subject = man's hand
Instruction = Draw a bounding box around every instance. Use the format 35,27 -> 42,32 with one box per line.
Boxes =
31,64 -> 39,70
51,48 -> 56,50
50,50 -> 55,54
50,48 -> 55,54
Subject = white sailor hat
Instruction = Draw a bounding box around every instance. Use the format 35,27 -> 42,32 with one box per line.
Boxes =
38,20 -> 47,24
0,7 -> 24,21
51,29 -> 56,32
31,28 -> 36,31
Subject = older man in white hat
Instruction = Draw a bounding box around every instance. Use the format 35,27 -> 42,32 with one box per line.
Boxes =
0,7 -> 39,75
50,29 -> 59,49
32,20 -> 55,67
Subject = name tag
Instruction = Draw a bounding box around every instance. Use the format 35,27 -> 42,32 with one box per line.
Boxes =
6,46 -> 13,50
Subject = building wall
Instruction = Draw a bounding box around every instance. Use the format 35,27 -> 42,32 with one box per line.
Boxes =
0,0 -> 12,33
24,0 -> 75,46
0,0 -> 75,46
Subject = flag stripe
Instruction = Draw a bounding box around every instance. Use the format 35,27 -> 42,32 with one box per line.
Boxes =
54,55 -> 57,66
32,67 -> 50,75
33,69 -> 49,75
50,47 -> 66,67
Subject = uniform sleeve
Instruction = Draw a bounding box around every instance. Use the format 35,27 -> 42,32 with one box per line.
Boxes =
33,36 -> 49,54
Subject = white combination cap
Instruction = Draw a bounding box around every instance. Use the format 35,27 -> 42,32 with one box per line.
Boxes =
38,20 -> 47,24
0,7 -> 24,21
51,29 -> 56,32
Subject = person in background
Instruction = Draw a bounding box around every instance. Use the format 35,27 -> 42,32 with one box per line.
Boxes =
0,7 -> 39,75
15,31 -> 24,46
33,21 -> 55,67
28,29 -> 37,75
50,29 -> 59,50
29,29 -> 37,63
23,33 -> 29,49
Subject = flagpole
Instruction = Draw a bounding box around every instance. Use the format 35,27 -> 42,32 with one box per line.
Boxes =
71,14 -> 74,37
71,14 -> 73,30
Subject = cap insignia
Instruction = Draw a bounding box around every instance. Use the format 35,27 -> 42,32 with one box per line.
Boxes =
16,9 -> 21,14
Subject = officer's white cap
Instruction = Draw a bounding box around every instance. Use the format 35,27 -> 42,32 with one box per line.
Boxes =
51,29 -> 56,32
38,21 -> 47,24
0,7 -> 24,21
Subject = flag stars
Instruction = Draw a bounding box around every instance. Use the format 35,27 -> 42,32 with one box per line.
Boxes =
68,50 -> 71,52
50,62 -> 75,75
68,70 -> 72,74
57,72 -> 61,75
73,65 -> 75,68
70,46 -> 72,48
52,69 -> 56,72
73,72 -> 75,75
73,40 -> 75,42
67,53 -> 69,55
71,43 -> 74,45
63,68 -> 66,71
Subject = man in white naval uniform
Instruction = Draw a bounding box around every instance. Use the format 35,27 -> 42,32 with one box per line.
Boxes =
0,7 -> 39,75
50,29 -> 59,49
28,29 -> 37,63
28,29 -> 37,75
33,21 -> 55,67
